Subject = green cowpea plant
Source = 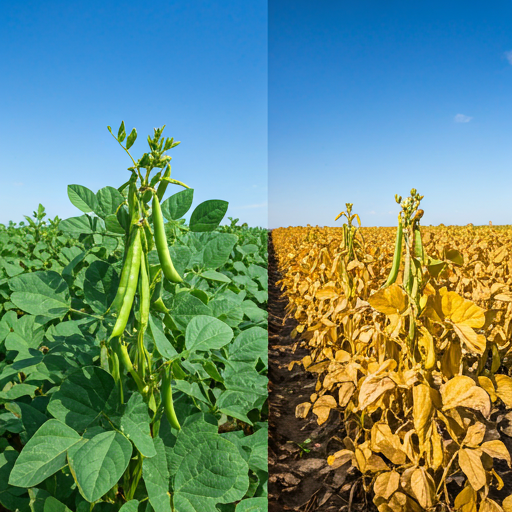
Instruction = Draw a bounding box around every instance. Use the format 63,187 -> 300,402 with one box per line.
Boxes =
0,122 -> 268,512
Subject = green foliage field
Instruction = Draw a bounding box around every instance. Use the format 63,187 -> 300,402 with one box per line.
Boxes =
0,126 -> 268,512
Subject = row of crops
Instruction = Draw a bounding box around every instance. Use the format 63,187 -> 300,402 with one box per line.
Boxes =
273,192 -> 512,512
0,124 -> 268,512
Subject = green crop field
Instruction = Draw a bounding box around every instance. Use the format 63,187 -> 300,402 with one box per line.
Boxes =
0,124 -> 268,512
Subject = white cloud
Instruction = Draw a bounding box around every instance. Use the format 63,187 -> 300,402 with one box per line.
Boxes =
505,50 -> 512,65
454,114 -> 472,123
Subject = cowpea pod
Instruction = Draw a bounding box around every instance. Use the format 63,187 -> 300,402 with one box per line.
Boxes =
152,192 -> 182,283
161,366 -> 181,430
108,226 -> 137,314
413,227 -> 424,263
382,217 -> 403,288
156,165 -> 171,202
110,226 -> 142,339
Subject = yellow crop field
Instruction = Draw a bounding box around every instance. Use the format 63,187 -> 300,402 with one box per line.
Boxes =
272,194 -> 512,511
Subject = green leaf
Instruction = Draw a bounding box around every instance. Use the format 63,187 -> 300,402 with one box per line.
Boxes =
68,431 -> 132,502
0,447 -> 30,511
95,187 -> 125,217
185,316 -> 233,352
126,128 -> 137,149
189,200 -> 228,232
229,327 -> 268,367
142,437 -> 172,512
104,214 -> 126,234
68,185 -> 99,214
43,496 -> 73,512
47,366 -> 119,432
118,121 -> 126,142
200,270 -> 231,283
83,261 -> 119,314
235,498 -> 268,511
148,315 -> 178,360
119,393 -> 156,458
167,418 -> 249,512
8,419 -> 81,488
9,271 -> 70,319
119,500 -> 139,512
59,215 -> 101,236
169,293 -> 212,332
161,189 -> 194,221
203,234 -> 238,269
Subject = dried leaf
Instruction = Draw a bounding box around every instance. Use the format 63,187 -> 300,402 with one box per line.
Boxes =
368,284 -> 408,316
312,395 -> 337,425
454,485 -> 477,512
410,467 -> 435,509
295,402 -> 311,419
413,383 -> 433,447
358,375 -> 396,411
374,470 -> 400,500
452,323 -> 487,354
441,375 -> 491,418
480,440 -> 511,467
442,291 -> 485,328
458,448 -> 486,491
495,375 -> 512,407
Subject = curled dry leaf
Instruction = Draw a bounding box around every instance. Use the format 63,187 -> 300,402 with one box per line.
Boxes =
295,402 -> 311,419
374,470 -> 400,500
312,395 -> 337,425
441,375 -> 491,418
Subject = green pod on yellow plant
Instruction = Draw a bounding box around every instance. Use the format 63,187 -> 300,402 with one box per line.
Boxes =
110,226 -> 142,339
152,192 -> 182,283
413,227 -> 424,263
161,366 -> 181,430
382,217 -> 403,288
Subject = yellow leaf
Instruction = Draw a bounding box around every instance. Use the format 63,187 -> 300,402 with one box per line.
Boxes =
312,395 -> 337,425
453,323 -> 487,355
458,448 -> 486,491
502,495 -> 512,512
441,291 -> 485,328
479,498 -> 504,512
478,376 -> 497,402
417,326 -> 436,369
431,423 -> 444,470
410,467 -> 435,509
441,376 -> 491,418
338,382 -> 355,407
495,375 -> 512,407
374,471 -> 400,500
463,423 -> 486,447
481,440 -> 511,467
371,423 -> 407,465
327,449 -> 353,469
316,285 -> 338,300
295,402 -> 311,419
454,485 -> 477,512
368,284 -> 408,316
413,383 -> 433,447
358,375 -> 396,411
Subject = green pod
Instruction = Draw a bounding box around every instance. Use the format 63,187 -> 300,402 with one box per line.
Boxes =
161,366 -> 181,430
382,217 -> 403,288
139,251 -> 150,329
110,227 -> 142,339
413,227 -> 424,263
109,227 -> 137,314
112,338 -> 144,392
152,192 -> 182,283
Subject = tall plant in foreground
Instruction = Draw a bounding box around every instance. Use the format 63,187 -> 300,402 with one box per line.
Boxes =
1,122 -> 268,512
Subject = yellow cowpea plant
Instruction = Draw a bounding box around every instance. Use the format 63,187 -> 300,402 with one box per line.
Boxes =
274,191 -> 512,512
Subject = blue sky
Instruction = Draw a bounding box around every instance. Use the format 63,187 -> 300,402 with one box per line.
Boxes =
269,1 -> 512,227
0,1 -> 267,227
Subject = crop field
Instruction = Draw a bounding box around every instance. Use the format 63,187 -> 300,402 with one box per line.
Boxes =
0,124 -> 268,512
270,193 -> 512,512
